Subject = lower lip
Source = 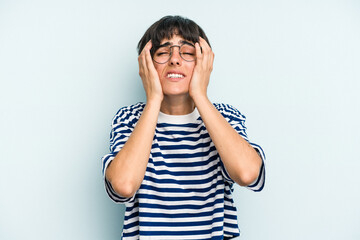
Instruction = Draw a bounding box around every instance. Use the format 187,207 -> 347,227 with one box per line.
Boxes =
166,76 -> 185,82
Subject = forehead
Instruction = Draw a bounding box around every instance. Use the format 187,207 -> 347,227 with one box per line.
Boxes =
160,34 -> 193,45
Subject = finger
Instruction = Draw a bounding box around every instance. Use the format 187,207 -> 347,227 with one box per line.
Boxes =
142,40 -> 152,53
140,40 -> 153,68
199,37 -> 214,67
139,42 -> 151,77
138,51 -> 147,71
195,42 -> 203,63
145,41 -> 155,70
139,40 -> 152,61
199,37 -> 210,48
198,37 -> 211,53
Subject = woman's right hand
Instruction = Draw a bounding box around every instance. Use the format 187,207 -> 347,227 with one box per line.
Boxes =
138,40 -> 163,103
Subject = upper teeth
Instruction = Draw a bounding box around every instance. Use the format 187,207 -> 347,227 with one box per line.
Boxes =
168,73 -> 184,78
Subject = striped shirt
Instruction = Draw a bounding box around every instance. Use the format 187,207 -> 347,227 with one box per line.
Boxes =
102,102 -> 266,239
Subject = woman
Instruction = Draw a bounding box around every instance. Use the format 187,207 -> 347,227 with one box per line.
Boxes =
102,15 -> 266,239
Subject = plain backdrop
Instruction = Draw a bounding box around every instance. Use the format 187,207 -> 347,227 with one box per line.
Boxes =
1,0 -> 359,239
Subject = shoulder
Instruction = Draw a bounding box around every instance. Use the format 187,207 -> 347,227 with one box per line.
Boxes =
112,102 -> 145,126
213,103 -> 246,122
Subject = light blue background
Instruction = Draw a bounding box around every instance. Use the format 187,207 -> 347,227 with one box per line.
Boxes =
1,0 -> 359,239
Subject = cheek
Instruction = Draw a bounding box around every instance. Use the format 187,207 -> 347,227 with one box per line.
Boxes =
154,64 -> 163,77
187,63 -> 196,77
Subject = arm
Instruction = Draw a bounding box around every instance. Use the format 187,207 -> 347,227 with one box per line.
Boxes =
105,41 -> 163,198
190,37 -> 262,186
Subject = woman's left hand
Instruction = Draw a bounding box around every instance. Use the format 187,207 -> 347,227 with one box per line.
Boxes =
189,37 -> 214,100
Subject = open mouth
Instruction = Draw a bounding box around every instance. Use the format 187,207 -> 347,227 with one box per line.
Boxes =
167,73 -> 184,79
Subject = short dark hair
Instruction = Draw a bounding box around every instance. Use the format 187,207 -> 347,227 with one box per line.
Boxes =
137,15 -> 210,56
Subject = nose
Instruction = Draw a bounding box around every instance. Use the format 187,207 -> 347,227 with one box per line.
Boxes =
169,46 -> 181,66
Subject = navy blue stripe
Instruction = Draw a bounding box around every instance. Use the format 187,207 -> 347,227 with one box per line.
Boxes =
233,126 -> 247,138
224,204 -> 237,212
224,222 -> 238,229
122,229 -> 139,237
156,128 -> 206,136
138,217 -> 224,227
139,226 -> 224,236
136,188 -> 224,202
151,145 -> 217,159
224,213 -> 237,220
111,131 -> 129,141
157,122 -> 200,128
140,179 -> 224,194
146,164 -> 219,176
152,141 -> 212,151
211,236 -> 225,240
155,133 -> 210,142
224,195 -> 234,203
139,207 -> 224,219
124,211 -> 139,222
157,123 -> 205,132
102,153 -> 115,173
229,115 -> 246,123
126,200 -> 139,211
150,154 -> 219,168
123,220 -> 138,229
224,188 -> 232,195
143,171 -> 219,185
224,231 -> 240,239
139,198 -> 224,210
113,124 -> 132,132
110,140 -> 126,152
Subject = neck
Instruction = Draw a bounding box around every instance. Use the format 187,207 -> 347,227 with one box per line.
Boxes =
160,94 -> 195,115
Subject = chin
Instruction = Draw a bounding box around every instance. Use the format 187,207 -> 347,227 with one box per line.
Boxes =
163,88 -> 189,96
162,83 -> 190,96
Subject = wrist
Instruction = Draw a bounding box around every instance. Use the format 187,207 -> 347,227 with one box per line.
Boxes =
146,97 -> 163,108
146,92 -> 163,104
192,93 -> 210,107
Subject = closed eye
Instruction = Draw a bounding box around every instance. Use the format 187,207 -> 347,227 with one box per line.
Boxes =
156,52 -> 170,56
181,52 -> 195,56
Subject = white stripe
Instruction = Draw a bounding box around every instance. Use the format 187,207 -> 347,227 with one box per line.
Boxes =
146,160 -> 219,173
154,137 -> 212,146
139,221 -> 223,232
145,234 -> 219,240
144,169 -> 222,180
142,176 -> 223,190
137,183 -> 224,197
151,144 -> 216,155
138,190 -> 224,206
138,211 -> 225,223
138,203 -> 225,214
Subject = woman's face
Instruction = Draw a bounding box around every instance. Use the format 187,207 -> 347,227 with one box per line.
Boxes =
153,35 -> 196,97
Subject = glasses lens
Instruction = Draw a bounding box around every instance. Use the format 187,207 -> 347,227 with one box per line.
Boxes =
153,46 -> 171,63
180,44 -> 196,62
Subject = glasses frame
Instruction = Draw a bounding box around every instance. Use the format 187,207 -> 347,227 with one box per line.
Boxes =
152,42 -> 196,64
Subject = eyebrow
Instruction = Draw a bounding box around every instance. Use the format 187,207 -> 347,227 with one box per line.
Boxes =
158,40 -> 194,48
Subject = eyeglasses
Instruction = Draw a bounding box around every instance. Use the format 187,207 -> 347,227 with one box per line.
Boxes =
152,42 -> 196,64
